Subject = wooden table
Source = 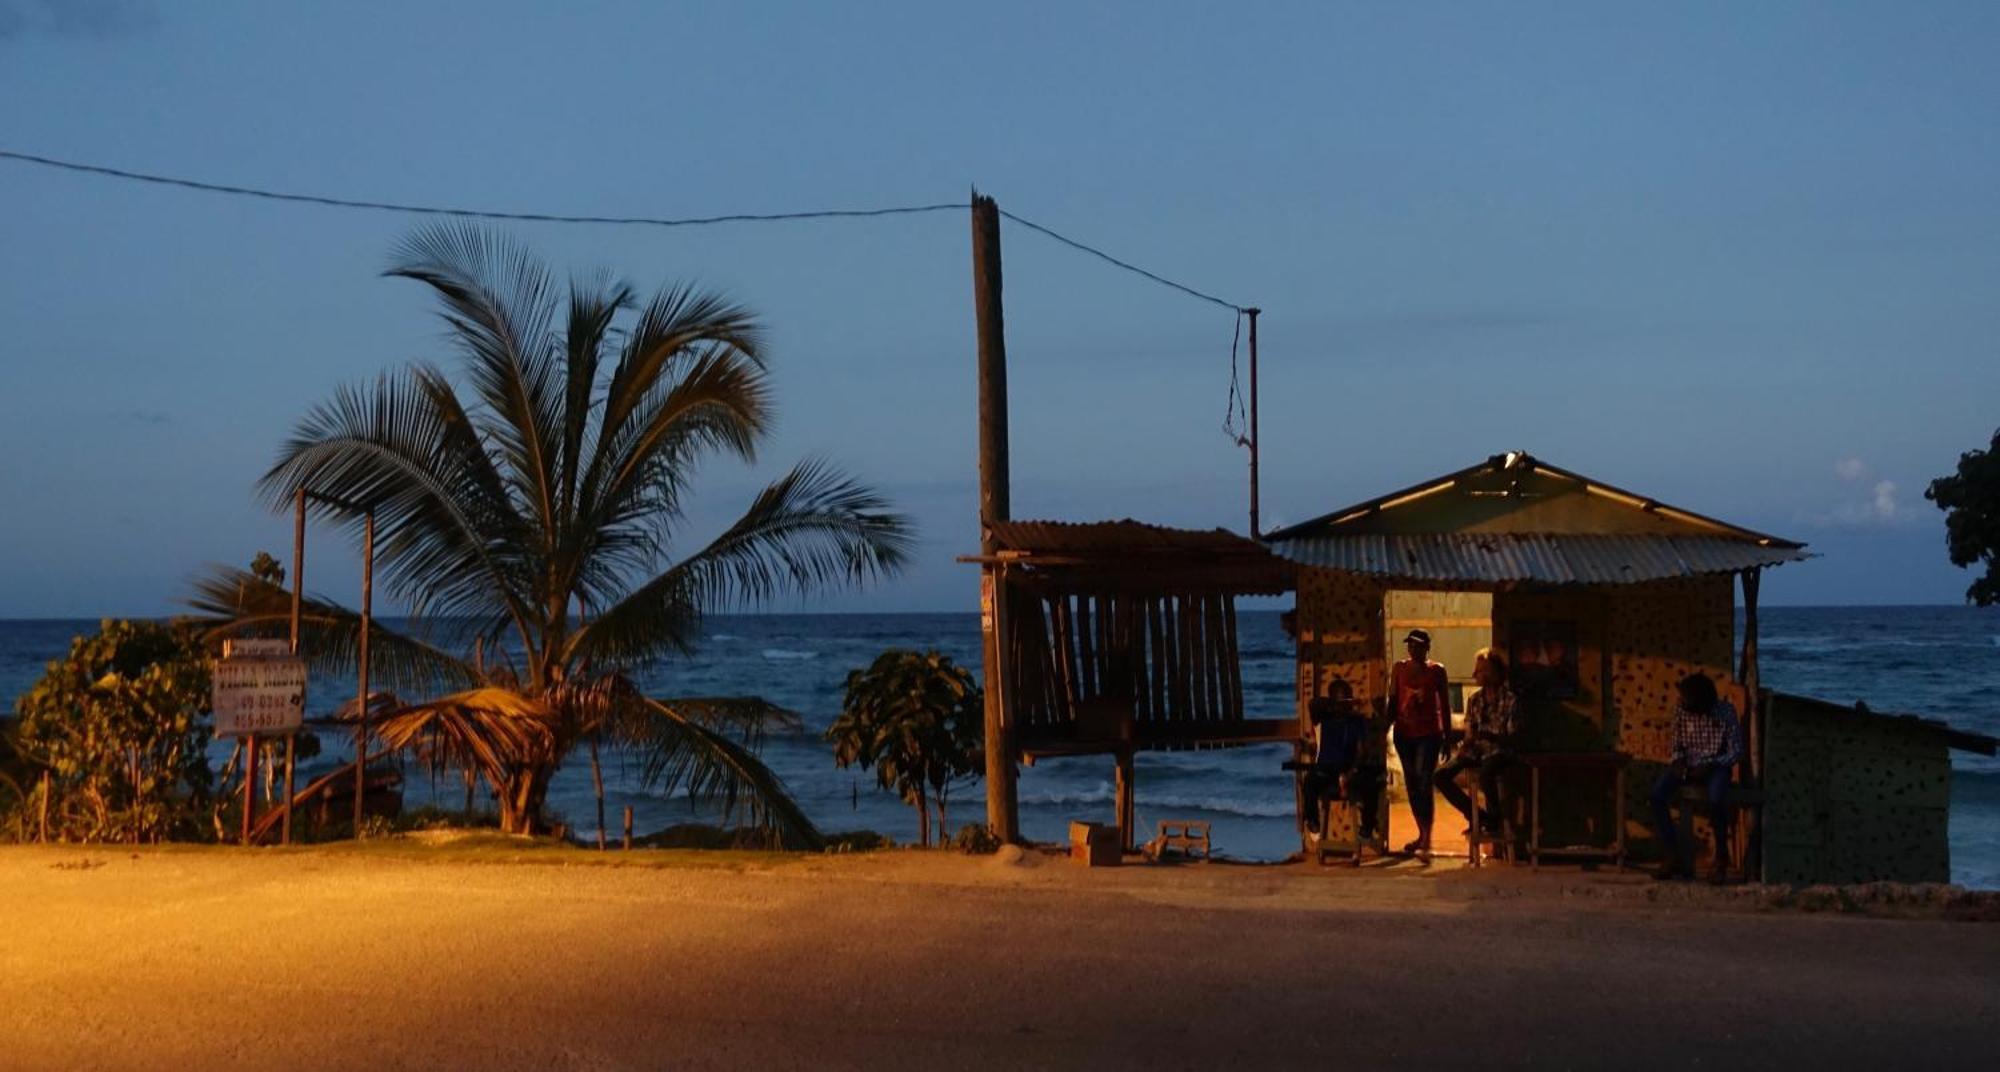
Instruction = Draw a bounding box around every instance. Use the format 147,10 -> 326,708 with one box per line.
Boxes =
1520,752 -> 1631,870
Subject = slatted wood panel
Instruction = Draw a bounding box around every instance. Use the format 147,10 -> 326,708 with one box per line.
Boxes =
1005,585 -> 1251,748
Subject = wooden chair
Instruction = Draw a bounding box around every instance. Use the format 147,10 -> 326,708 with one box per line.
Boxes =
1290,755 -> 1390,867
1464,765 -> 1526,868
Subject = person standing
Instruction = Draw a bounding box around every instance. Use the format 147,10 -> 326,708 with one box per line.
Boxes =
1650,673 -> 1744,883
1436,648 -> 1520,836
1389,628 -> 1450,861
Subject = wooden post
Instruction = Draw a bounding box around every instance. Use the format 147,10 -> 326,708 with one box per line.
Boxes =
283,487 -> 305,846
353,509 -> 373,836
1114,748 -> 1135,853
1246,307 -> 1262,539
38,770 -> 50,842
972,191 -> 1019,843
240,732 -> 257,846
1739,567 -> 1763,881
622,805 -> 634,850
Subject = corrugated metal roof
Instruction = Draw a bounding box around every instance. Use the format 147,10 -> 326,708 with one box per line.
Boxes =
1264,532 -> 1810,585
988,519 -> 1271,557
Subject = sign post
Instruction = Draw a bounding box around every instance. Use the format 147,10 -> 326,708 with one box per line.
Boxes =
215,638 -> 306,845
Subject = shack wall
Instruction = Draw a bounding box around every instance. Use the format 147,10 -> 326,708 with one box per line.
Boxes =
1294,567 -> 1388,729
1763,694 -> 1953,884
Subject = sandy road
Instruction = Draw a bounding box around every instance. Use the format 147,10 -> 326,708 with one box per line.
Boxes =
1,843 -> 1995,1070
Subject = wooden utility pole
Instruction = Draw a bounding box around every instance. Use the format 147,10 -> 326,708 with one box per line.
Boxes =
353,510 -> 373,835
972,191 -> 1019,843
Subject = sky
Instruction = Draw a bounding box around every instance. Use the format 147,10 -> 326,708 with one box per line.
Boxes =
2,1 -> 1997,616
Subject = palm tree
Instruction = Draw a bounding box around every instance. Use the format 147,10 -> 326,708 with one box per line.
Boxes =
201,224 -> 912,844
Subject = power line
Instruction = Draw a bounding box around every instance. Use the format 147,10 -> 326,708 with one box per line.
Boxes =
0,148 -> 964,228
997,208 -> 1246,313
0,146 -> 1250,313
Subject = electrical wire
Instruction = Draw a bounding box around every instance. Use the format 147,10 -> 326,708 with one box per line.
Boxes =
0,148 -> 965,228
1,147 -> 1252,315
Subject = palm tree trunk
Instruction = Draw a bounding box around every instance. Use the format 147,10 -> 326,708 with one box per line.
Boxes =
589,736 -> 607,850
914,784 -> 929,848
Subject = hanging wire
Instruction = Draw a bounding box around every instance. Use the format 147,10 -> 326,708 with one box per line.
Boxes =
1222,311 -> 1250,446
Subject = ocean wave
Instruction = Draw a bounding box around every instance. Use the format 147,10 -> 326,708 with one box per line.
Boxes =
709,634 -> 739,642
1019,782 -> 1296,819
761,649 -> 820,661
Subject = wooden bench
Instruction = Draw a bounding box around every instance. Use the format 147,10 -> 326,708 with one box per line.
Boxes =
1143,820 -> 1211,862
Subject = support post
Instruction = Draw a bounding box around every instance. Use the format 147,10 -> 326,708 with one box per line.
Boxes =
623,805 -> 634,850
1247,307 -> 1262,539
972,191 -> 1019,843
1114,748 -> 1135,853
353,510 -> 373,836
283,487 -> 304,846
1739,567 -> 1763,881
240,733 -> 257,846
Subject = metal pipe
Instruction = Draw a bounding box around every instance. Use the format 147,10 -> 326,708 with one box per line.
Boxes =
283,487 -> 304,846
1247,307 -> 1262,539
353,509 -> 373,836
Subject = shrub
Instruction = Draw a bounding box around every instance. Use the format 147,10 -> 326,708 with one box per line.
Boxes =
12,620 -> 214,843
827,650 -> 983,847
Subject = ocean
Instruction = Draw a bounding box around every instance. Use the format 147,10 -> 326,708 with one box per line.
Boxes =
4,607 -> 1997,888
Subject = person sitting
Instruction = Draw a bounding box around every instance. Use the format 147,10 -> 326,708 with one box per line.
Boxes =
1301,679 -> 1384,844
1650,673 -> 1744,884
1435,647 -> 1520,837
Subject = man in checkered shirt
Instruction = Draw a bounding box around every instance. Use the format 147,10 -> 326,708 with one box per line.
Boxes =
1649,672 -> 1744,883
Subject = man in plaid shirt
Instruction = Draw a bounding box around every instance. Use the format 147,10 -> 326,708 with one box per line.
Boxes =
1650,673 -> 1744,883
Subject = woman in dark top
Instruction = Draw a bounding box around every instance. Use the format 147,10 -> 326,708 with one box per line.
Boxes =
1389,628 -> 1450,862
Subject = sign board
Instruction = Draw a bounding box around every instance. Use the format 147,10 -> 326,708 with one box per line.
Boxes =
213,654 -> 306,737
222,637 -> 292,659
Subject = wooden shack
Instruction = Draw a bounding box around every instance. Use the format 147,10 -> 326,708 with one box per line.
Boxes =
965,519 -> 1294,849
1264,451 -> 1996,882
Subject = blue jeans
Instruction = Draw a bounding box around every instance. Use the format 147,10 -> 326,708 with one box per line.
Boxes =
1651,764 -> 1732,867
1394,729 -> 1442,830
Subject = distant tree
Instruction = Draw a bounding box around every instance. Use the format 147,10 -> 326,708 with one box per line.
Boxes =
12,620 -> 214,842
1926,429 -> 2000,605
827,650 -> 983,846
249,551 -> 286,588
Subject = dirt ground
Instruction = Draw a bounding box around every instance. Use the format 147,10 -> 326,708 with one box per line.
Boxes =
2,840 -> 1996,1070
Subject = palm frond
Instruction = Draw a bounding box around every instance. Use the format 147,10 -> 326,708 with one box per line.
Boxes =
570,459 -> 912,669
256,365 -> 535,639
371,687 -> 557,791
185,565 -> 478,697
388,222 -> 565,547
630,695 -> 820,848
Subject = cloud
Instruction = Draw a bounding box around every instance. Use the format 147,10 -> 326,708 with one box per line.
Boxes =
1818,478 -> 1912,527
0,0 -> 158,41
1834,457 -> 1867,481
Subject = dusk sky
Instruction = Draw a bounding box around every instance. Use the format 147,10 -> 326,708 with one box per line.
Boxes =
3,1 -> 1997,616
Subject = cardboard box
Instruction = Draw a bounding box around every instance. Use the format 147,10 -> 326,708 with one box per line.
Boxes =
1069,820 -> 1122,867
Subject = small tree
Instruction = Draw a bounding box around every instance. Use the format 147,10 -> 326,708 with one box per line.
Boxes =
13,619 -> 214,842
1926,428 -> 2000,605
827,650 -> 983,846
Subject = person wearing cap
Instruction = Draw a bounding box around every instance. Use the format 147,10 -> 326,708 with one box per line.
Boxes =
1435,647 -> 1520,836
1389,628 -> 1450,861
1650,672 -> 1744,883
